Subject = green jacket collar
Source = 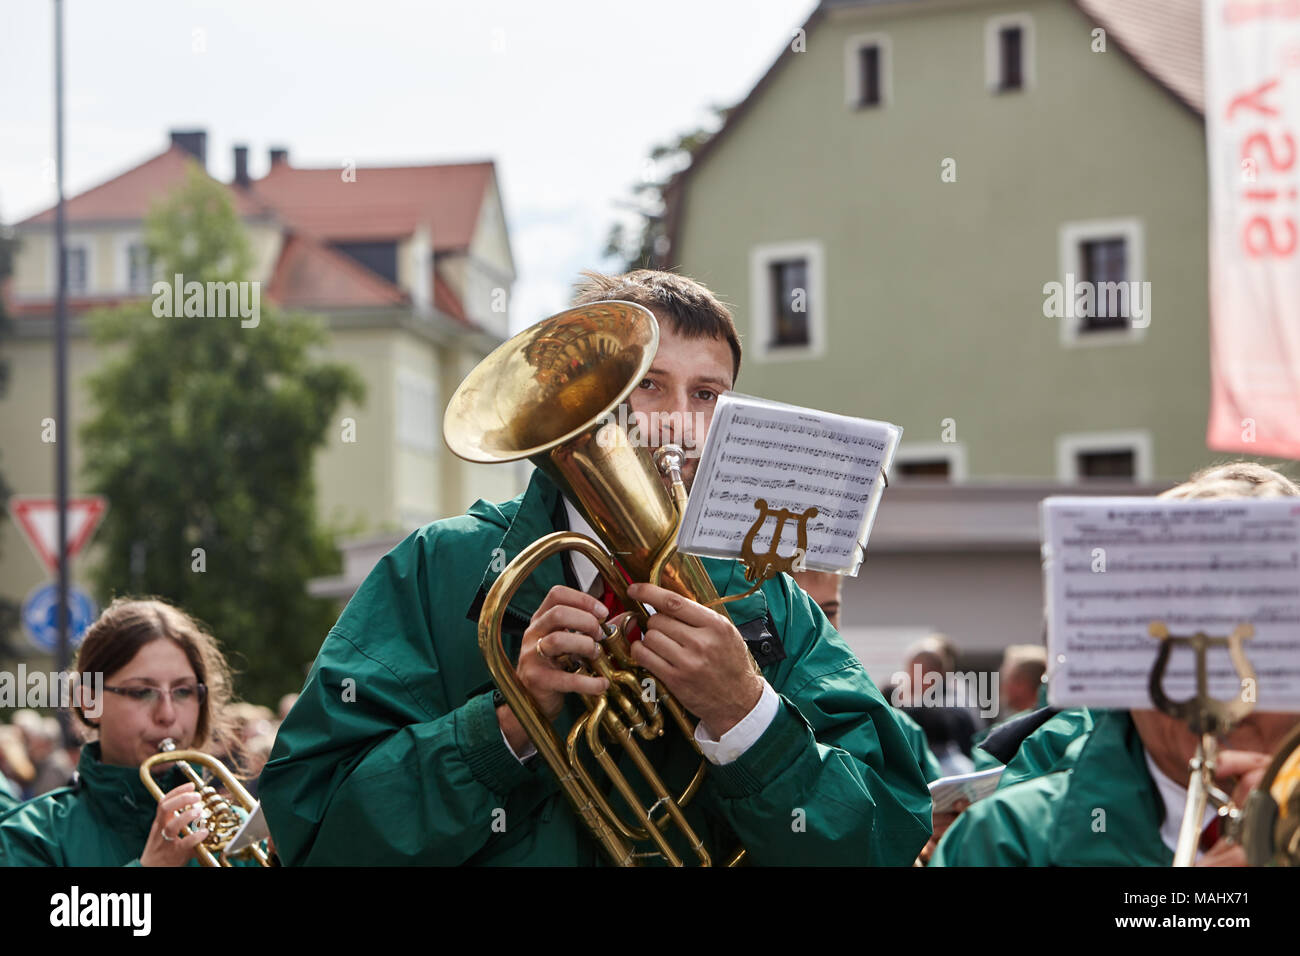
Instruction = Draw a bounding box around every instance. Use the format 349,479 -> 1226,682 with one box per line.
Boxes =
75,742 -> 186,832
1053,710 -> 1172,865
468,469 -> 769,629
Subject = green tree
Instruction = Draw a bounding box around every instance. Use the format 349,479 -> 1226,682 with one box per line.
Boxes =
602,104 -> 733,272
80,164 -> 364,704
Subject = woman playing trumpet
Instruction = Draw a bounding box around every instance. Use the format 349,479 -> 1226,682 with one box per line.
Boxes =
0,598 -> 247,866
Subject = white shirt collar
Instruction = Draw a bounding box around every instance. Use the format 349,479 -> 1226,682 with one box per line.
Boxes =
1144,748 -> 1216,859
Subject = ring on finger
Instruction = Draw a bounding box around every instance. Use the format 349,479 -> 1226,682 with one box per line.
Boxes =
535,636 -> 552,661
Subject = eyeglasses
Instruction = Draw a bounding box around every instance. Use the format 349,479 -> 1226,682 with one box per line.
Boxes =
102,683 -> 207,707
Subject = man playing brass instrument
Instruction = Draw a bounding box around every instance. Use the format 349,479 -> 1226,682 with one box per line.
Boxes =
932,463 -> 1300,866
260,270 -> 932,865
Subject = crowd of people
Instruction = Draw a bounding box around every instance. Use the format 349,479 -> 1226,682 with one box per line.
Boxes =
1,269 -> 1296,867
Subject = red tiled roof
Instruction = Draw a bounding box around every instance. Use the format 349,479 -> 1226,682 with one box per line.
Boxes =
266,232 -> 409,310
8,293 -> 145,317
19,146 -> 270,225
433,272 -> 469,325
251,162 -> 494,249
1072,0 -> 1204,115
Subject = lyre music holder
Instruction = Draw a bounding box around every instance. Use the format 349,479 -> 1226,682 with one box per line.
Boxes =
712,498 -> 820,607
1147,621 -> 1257,864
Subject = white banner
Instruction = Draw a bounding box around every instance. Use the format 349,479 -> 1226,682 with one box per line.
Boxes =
1204,0 -> 1300,459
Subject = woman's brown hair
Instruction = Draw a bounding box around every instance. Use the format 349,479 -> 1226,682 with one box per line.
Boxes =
73,597 -> 238,759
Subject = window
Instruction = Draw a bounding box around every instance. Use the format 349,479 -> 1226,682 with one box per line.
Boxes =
845,34 -> 891,109
1057,218 -> 1147,346
127,243 -> 152,293
750,240 -> 825,360
768,259 -> 809,347
333,241 -> 399,284
890,442 -> 968,483
1077,449 -> 1134,480
898,460 -> 951,480
986,14 -> 1034,93
395,371 -> 439,454
1056,431 -> 1152,483
998,27 -> 1023,91
65,245 -> 88,294
858,45 -> 881,107
1079,238 -> 1128,331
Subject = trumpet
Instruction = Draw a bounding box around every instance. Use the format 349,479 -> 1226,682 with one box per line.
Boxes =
445,301 -> 746,867
1149,622 -> 1300,866
139,739 -> 272,867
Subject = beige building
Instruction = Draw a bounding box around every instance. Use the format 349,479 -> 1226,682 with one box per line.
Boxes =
1,130 -> 527,642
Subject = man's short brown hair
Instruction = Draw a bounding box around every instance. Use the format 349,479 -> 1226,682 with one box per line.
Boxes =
572,270 -> 742,381
1159,461 -> 1300,500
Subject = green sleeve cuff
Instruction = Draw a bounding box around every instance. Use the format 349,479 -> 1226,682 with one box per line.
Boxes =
125,859 -> 142,867
456,691 -> 537,796
706,698 -> 809,798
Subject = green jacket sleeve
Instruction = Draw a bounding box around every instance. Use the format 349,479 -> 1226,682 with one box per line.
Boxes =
891,708 -> 943,783
996,709 -> 1094,791
0,808 -> 61,866
259,528 -> 544,866
701,577 -> 933,866
928,774 -> 1065,866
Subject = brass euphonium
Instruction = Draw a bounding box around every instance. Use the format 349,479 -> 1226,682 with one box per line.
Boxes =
139,738 -> 272,867
444,301 -> 747,867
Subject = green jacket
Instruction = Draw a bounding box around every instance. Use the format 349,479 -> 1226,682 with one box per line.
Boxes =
892,709 -> 943,783
261,472 -> 932,866
0,743 -> 191,866
995,708 -> 1094,791
929,710 -> 1171,866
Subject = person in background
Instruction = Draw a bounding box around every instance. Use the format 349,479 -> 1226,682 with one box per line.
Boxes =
998,646 -> 1046,721
933,462 -> 1300,866
897,637 -> 980,776
277,693 -> 298,723
0,726 -> 34,813
12,712 -> 75,797
0,598 -> 251,866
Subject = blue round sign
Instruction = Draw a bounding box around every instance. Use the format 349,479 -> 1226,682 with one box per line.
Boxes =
21,583 -> 97,653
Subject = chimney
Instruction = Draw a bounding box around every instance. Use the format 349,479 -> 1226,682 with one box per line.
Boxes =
233,145 -> 250,187
269,147 -> 289,168
169,129 -> 207,168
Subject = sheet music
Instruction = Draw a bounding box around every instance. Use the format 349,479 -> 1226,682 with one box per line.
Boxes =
677,392 -> 901,575
1042,497 -> 1300,711
928,766 -> 1004,814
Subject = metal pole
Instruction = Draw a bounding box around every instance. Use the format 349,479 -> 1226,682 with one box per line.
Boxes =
53,0 -> 70,700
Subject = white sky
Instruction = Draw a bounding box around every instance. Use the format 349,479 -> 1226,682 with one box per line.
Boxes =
0,0 -> 815,333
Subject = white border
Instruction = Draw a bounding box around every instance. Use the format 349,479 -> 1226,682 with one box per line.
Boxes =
1057,217 -> 1147,347
749,240 -> 826,362
1055,430 -> 1153,483
985,13 -> 1035,93
891,441 -> 968,482
844,32 -> 892,109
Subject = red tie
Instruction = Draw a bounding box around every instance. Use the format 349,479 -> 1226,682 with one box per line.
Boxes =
599,564 -> 641,642
1199,816 -> 1220,852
